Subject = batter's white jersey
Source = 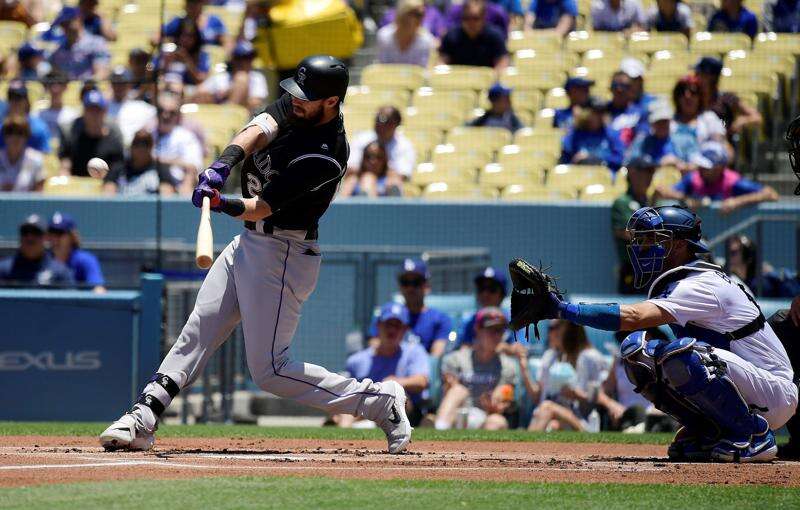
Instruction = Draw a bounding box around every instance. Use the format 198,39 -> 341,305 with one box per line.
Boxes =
646,260 -> 798,428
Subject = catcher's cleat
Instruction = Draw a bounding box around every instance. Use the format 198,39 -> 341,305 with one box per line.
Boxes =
99,412 -> 156,451
667,427 -> 714,462
376,380 -> 412,454
710,428 -> 777,463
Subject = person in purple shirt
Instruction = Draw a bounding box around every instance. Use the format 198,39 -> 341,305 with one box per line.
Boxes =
445,0 -> 511,38
559,97 -> 625,171
340,303 -> 430,427
456,266 -> 510,348
46,212 -> 105,293
707,0 -> 759,38
368,258 -> 453,357
553,77 -> 594,129
657,141 -> 778,214
381,0 -> 449,38
526,0 -> 578,36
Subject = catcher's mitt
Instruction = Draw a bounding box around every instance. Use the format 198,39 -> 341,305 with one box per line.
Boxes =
508,258 -> 564,340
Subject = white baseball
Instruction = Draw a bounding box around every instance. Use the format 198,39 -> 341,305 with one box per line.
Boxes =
87,157 -> 109,179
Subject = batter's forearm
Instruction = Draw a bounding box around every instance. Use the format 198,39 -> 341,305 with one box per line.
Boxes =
235,197 -> 272,221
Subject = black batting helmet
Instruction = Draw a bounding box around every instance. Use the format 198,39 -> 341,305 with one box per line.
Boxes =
786,115 -> 800,195
280,55 -> 349,103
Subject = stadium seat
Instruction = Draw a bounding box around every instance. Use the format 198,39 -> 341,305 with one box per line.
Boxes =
428,65 -> 496,92
565,31 -> 625,55
400,127 -> 443,162
412,159 -> 478,187
343,108 -> 375,136
547,164 -> 613,195
613,167 -> 628,194
753,32 -> 800,58
42,152 -> 61,179
361,64 -> 426,91
648,50 -> 693,81
430,143 -> 493,173
496,144 -> 558,172
507,30 -> 562,53
412,88 -> 477,113
513,49 -> 579,73
480,162 -> 546,189
501,183 -> 574,201
510,88 -> 544,114
691,32 -> 751,56
514,127 -> 563,157
500,67 -> 565,92
43,176 -> 103,196
543,88 -> 570,110
446,126 -> 512,153
180,103 -> 250,154
649,165 -> 682,195
0,21 -> 27,52
719,71 -> 779,98
628,31 -> 688,55
206,5 -> 244,36
346,86 -> 410,111
580,183 -> 620,201
403,108 -> 465,132
420,181 -> 481,200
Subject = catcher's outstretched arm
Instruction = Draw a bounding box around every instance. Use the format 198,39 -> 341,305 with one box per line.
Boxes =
558,301 -> 675,332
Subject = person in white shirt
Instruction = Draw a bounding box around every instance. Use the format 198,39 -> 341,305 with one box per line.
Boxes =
512,205 -> 797,463
35,70 -> 79,140
347,106 -> 415,187
376,0 -> 437,68
107,66 -> 157,146
194,41 -> 268,112
152,94 -> 204,195
591,0 -> 646,33
0,115 -> 44,192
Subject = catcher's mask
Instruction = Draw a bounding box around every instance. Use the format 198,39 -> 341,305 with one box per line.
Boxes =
626,205 -> 709,289
787,115 -> 800,195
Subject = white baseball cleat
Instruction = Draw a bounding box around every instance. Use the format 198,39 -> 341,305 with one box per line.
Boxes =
99,412 -> 155,451
375,380 -> 412,454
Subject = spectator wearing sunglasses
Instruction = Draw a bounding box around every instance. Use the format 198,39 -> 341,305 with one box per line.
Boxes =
455,267 -> 509,349
439,0 -> 509,71
607,71 -> 645,147
368,259 -> 453,357
377,0 -> 436,68
348,106 -> 415,185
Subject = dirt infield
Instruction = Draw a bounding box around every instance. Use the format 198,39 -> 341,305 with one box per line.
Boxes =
1,436 -> 799,488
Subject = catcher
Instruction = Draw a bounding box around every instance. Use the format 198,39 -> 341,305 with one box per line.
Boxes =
509,204 -> 797,463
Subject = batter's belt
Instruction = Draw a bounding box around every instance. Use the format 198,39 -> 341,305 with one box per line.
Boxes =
246,219 -> 318,241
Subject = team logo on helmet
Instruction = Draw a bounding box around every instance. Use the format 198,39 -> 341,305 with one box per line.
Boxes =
296,67 -> 306,86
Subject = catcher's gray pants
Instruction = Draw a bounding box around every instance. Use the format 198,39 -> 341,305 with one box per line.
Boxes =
153,229 -> 392,421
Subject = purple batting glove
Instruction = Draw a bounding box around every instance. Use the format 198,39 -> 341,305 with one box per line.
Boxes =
198,161 -> 231,191
192,182 -> 216,209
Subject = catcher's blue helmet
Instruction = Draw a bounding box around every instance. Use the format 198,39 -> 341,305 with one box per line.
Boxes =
626,205 -> 709,289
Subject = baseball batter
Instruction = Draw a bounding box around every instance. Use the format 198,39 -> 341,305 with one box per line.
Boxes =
100,56 -> 412,454
510,205 -> 797,462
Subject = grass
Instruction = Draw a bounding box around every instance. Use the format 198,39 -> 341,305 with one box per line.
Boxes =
0,421 -> 675,445
2,477 -> 799,510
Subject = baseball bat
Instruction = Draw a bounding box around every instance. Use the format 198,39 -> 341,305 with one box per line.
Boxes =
195,197 -> 214,269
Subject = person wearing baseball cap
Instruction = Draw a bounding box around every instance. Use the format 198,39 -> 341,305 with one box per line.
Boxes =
619,57 -> 657,111
554,76 -> 594,129
0,214 -> 74,287
195,41 -> 267,110
455,267 -> 510,348
467,83 -> 523,133
657,141 -> 778,214
627,100 -> 687,170
339,302 -> 430,427
47,5 -> 110,81
0,79 -> 52,154
59,89 -> 125,178
693,56 -> 762,143
560,95 -> 625,171
16,42 -> 49,81
47,211 -> 105,293
435,306 -> 519,430
368,258 -> 453,357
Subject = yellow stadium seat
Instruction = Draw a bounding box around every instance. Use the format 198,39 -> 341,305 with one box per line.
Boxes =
543,87 -> 570,110
501,67 -> 565,92
725,51 -> 794,79
403,183 -> 422,198
343,108 -> 375,136
62,81 -> 85,108
497,144 -> 558,172
413,163 -> 471,187
206,5 -> 244,37
43,152 -> 61,179
501,183 -> 574,201
421,181 -> 481,200
580,183 -> 620,201
691,32 -> 751,56
719,71 -> 779,98
346,86 -> 410,111
43,176 -> 103,196
648,165 -> 682,195
480,162 -> 546,189
515,109 -> 535,127
510,89 -> 544,114
507,30 -> 563,53
361,64 -> 426,91
403,109 -> 465,132
428,65 -> 496,92
513,49 -> 579,73
548,164 -> 613,195
412,88 -> 476,113
514,127 -> 564,156
648,50 -> 693,81
613,167 -> 628,194
0,20 -> 27,51
753,32 -> 800,58
565,31 -> 626,54
400,128 -> 444,162
446,126 -> 512,152
430,144 -> 493,174
628,32 -> 688,55
180,103 -> 249,154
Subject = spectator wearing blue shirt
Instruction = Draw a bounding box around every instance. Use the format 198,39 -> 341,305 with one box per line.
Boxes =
491,0 -> 526,17
439,0 -> 510,71
338,303 -> 430,427
707,0 -> 759,38
526,0 -> 578,37
559,97 -> 625,171
0,215 -> 74,288
657,141 -> 778,214
44,0 -> 116,43
48,7 -> 110,80
156,18 -> 211,86
456,267 -> 509,348
468,83 -> 524,133
16,43 -> 48,82
626,101 -> 688,170
164,0 -> 230,49
553,76 -> 594,129
763,0 -> 800,33
46,212 -> 105,293
0,80 -> 51,154
369,259 -> 453,357
607,71 -> 645,147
